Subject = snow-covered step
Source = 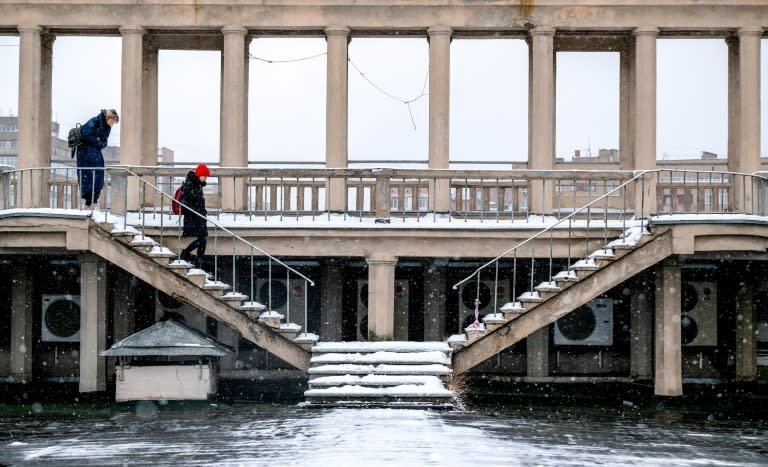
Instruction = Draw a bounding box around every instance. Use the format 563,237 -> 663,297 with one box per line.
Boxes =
276,322 -> 302,341
482,313 -> 507,332
220,291 -> 248,309
203,279 -> 230,297
186,268 -> 208,287
128,234 -> 159,249
304,340 -> 456,408
110,225 -> 140,238
447,333 -> 468,350
589,248 -> 616,261
570,257 -> 599,271
311,350 -> 450,366
309,374 -> 445,388
240,301 -> 266,319
308,363 -> 452,377
167,259 -> 193,271
312,341 -> 451,355
553,270 -> 579,283
535,281 -> 561,293
517,291 -> 542,303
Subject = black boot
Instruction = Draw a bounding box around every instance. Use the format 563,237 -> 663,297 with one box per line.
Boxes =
180,250 -> 194,263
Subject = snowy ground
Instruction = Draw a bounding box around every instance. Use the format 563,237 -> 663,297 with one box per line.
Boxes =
1,403 -> 766,466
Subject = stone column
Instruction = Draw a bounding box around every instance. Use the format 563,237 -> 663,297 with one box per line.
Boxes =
141,38 -> 159,201
217,324 -> 239,371
654,258 -> 682,396
120,26 -> 145,211
428,26 -> 452,212
527,327 -> 549,378
735,277 -> 757,381
17,25 -> 44,207
10,262 -> 34,383
423,259 -> 448,341
632,27 -> 658,218
734,27 -> 762,213
619,40 -> 635,171
366,255 -> 397,340
320,258 -> 343,341
220,26 -> 248,213
529,26 -> 555,215
726,35 -> 740,170
112,275 -> 137,342
325,26 -> 350,213
79,253 -> 107,393
630,284 -> 653,380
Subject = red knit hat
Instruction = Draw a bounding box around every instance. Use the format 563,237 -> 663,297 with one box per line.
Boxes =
194,164 -> 211,177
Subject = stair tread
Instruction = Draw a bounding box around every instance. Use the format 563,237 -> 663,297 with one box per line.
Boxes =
309,374 -> 445,387
305,384 -> 453,398
313,341 -> 451,354
311,350 -> 450,365
308,363 -> 452,376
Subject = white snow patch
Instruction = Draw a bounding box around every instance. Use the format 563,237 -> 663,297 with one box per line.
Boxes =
311,351 -> 450,365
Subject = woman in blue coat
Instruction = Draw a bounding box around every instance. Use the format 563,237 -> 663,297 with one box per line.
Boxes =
179,164 -> 210,269
76,109 -> 119,209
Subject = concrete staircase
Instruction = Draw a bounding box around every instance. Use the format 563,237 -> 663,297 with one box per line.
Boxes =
87,218 -> 315,371
451,225 -> 674,374
304,342 -> 456,408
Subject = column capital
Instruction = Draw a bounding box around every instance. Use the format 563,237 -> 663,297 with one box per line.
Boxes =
738,26 -> 763,38
427,25 -> 453,37
222,25 -> 248,36
17,25 -> 43,34
324,25 -> 350,36
119,25 -> 145,36
633,26 -> 659,37
530,25 -> 555,37
366,255 -> 398,266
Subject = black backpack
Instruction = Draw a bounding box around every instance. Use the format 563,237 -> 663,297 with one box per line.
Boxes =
67,123 -> 82,158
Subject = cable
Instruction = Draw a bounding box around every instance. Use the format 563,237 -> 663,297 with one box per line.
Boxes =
248,51 -> 327,63
348,57 -> 429,130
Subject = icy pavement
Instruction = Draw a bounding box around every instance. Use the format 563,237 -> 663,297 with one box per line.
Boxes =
0,403 -> 766,466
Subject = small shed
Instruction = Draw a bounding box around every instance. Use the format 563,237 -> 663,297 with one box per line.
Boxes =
101,320 -> 232,402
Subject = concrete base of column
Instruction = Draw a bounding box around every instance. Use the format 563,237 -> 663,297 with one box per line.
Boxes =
527,327 -> 550,378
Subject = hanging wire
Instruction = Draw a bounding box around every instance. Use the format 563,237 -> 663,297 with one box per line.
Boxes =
248,51 -> 327,64
348,57 -> 429,130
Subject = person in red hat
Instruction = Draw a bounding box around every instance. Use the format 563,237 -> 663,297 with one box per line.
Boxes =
179,163 -> 211,268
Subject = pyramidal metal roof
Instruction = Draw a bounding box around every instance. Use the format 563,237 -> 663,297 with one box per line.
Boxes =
101,320 -> 232,357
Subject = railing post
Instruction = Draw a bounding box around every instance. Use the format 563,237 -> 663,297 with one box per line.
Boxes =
110,169 -> 127,218
374,168 -> 392,223
634,170 -> 656,218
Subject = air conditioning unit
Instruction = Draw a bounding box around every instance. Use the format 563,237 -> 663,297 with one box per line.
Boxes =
41,294 -> 80,342
681,281 -> 717,347
554,297 -> 614,346
155,290 -> 207,332
357,279 -> 409,341
457,280 -> 510,332
257,278 -> 307,331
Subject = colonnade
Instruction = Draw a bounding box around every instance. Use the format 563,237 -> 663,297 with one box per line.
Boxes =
6,13 -> 765,395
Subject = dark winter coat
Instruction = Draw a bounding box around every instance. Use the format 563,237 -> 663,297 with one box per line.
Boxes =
181,171 -> 208,238
76,110 -> 111,199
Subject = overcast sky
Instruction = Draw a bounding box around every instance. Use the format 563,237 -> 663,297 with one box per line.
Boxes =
0,36 -> 766,165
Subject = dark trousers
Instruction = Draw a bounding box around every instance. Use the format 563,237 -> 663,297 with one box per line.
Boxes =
81,188 -> 101,206
182,236 -> 207,268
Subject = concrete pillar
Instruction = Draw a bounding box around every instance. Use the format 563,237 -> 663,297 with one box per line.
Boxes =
366,255 -> 397,340
325,26 -> 350,213
120,26 -> 145,211
10,262 -> 34,383
630,283 -> 653,380
423,259 -> 448,341
632,27 -> 658,217
654,258 -> 682,396
320,258 -> 343,341
112,275 -> 137,342
17,25 -> 45,208
141,38 -> 159,202
220,26 -> 248,212
733,27 -> 762,213
619,40 -> 635,171
529,26 -> 555,215
735,277 -> 757,381
79,253 -> 107,393
726,35 -> 740,167
217,324 -> 239,371
527,327 -> 549,378
428,26 -> 452,212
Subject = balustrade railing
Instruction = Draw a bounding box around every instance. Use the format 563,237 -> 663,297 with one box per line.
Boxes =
451,169 -> 768,333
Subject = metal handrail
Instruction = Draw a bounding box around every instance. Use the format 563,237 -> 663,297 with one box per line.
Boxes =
121,168 -> 315,287
451,168 -> 768,292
